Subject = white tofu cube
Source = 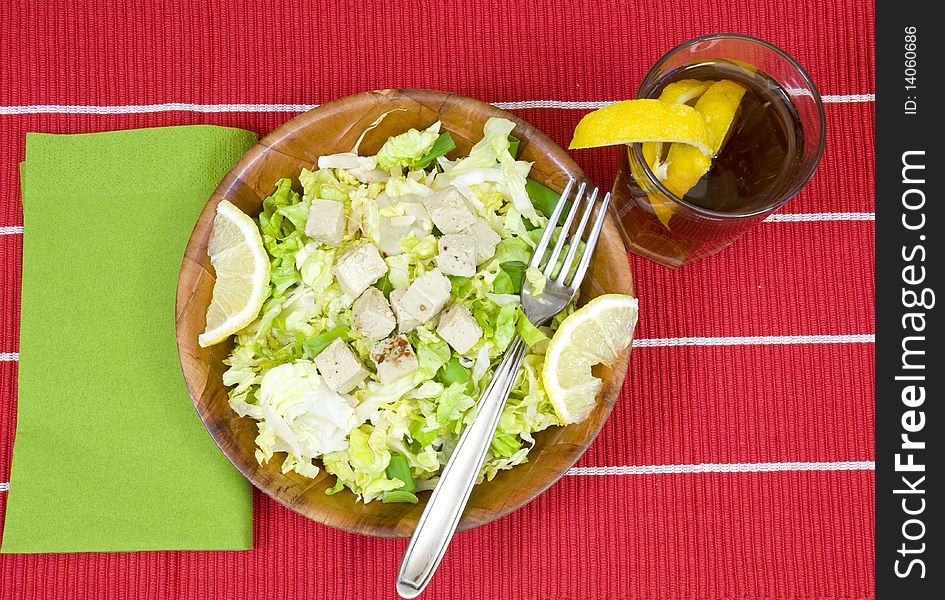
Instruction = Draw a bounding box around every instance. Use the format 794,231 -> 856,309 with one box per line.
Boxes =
305,199 -> 345,246
421,187 -> 477,233
436,303 -> 483,355
389,288 -> 421,333
351,287 -> 396,340
399,268 -> 452,324
468,218 -> 501,264
314,338 -> 368,393
370,334 -> 420,383
332,242 -> 388,297
436,234 -> 477,277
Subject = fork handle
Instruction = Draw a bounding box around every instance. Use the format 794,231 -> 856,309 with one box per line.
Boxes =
396,336 -> 527,598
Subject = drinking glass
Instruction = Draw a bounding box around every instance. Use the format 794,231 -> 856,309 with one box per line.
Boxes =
610,34 -> 826,267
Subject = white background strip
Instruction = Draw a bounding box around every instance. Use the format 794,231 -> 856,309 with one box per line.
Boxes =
567,461 -> 875,475
0,94 -> 874,116
633,334 -> 874,348
0,226 -> 24,235
0,482 -> 8,492
0,353 -> 19,361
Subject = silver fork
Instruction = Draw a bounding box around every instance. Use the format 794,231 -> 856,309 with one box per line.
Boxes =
396,178 -> 612,598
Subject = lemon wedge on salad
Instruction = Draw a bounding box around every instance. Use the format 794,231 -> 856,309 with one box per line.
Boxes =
198,200 -> 271,348
542,294 -> 639,424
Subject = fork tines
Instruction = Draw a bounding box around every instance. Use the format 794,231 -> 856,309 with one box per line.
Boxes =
528,177 -> 611,291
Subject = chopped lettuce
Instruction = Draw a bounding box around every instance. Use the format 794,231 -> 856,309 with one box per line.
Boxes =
525,266 -> 546,296
254,361 -> 361,478
414,132 -> 456,169
437,117 -> 541,226
295,243 -> 335,291
413,326 -> 452,374
376,122 -> 442,170
222,117 -> 579,502
525,177 -> 566,218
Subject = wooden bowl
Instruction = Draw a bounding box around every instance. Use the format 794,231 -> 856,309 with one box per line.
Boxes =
176,89 -> 634,537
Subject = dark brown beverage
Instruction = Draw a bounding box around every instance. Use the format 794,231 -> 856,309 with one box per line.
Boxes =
611,48 -> 823,268
652,61 -> 804,213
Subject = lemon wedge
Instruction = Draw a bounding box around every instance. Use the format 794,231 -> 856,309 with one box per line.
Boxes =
655,79 -> 714,105
642,79 -> 715,226
569,99 -> 713,155
696,79 -> 749,148
542,294 -> 639,424
641,79 -> 714,168
198,200 -> 271,347
661,80 -> 747,198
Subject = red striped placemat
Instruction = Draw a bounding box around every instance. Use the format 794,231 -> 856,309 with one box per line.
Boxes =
0,1 -> 875,598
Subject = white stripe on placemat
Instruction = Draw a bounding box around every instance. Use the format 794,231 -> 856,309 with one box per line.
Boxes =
0,462 -> 876,492
0,103 -> 318,115
498,95 -> 874,109
0,213 -> 878,236
566,461 -> 875,476
821,93 -> 875,103
0,93 -> 875,116
632,334 -> 875,348
494,100 -> 617,110
0,336 -> 874,360
764,212 -> 875,222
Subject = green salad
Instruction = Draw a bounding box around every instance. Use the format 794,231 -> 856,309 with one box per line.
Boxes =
221,116 -> 578,503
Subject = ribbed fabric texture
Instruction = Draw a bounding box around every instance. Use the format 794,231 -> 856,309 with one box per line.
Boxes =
0,1 -> 875,598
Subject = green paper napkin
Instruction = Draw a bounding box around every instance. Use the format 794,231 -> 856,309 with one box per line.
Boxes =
2,126 -> 258,553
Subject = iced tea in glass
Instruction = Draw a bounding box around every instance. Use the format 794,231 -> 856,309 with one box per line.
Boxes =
611,34 -> 826,267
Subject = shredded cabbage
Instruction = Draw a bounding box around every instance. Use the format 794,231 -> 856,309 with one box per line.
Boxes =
221,117 -> 576,502
376,122 -> 441,170
254,361 -> 360,478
